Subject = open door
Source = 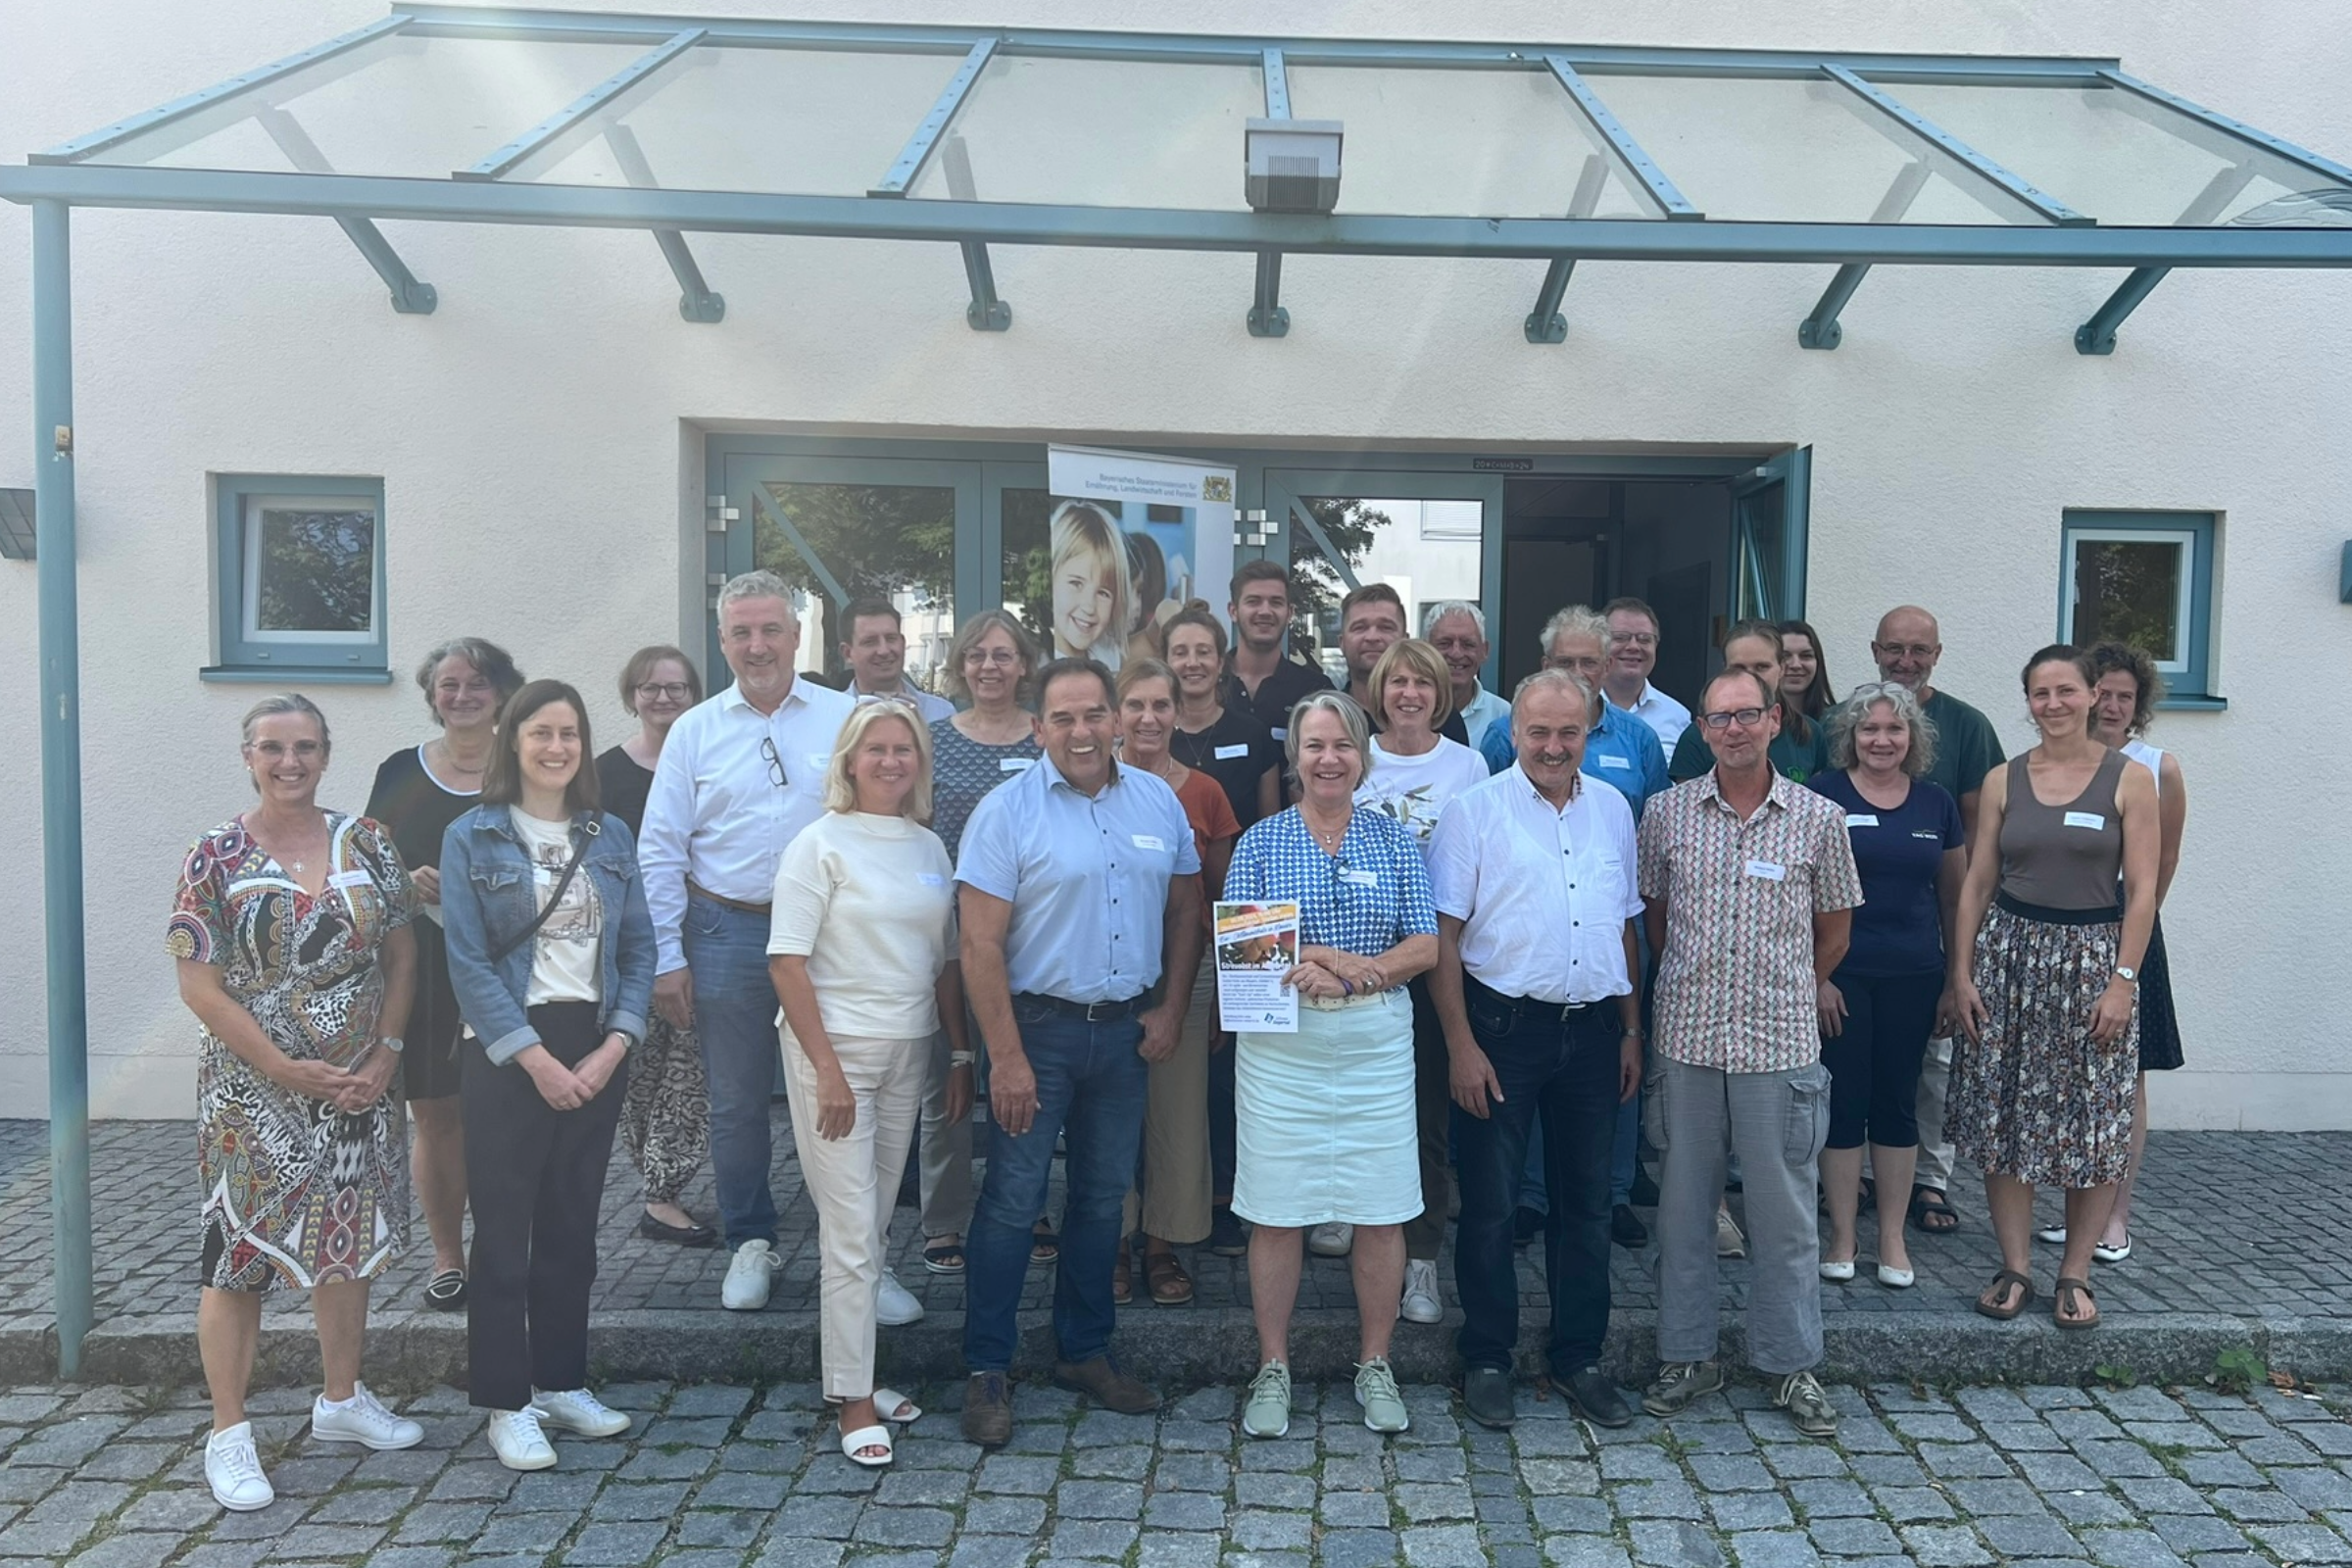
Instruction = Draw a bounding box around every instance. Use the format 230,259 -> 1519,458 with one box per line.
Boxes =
1730,447 -> 1812,623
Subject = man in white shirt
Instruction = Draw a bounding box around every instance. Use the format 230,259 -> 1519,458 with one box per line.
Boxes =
1428,668 -> 1643,1433
1423,600 -> 1509,754
1600,596 -> 1693,753
840,597 -> 955,724
639,569 -> 858,1311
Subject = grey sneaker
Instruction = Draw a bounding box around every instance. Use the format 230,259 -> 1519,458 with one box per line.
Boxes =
1353,1356 -> 1410,1434
1241,1360 -> 1292,1439
1774,1370 -> 1838,1439
1642,1359 -> 1725,1417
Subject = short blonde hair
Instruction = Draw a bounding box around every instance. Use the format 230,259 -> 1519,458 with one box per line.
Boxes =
1367,637 -> 1456,729
821,702 -> 935,823
1284,690 -> 1372,792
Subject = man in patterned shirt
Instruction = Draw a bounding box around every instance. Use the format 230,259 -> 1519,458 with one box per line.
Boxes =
1636,668 -> 1861,1440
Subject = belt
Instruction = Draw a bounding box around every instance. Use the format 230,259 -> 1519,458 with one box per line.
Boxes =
1995,891 -> 2121,927
1466,972 -> 1597,1025
1015,991 -> 1150,1023
687,879 -> 771,916
1302,988 -> 1399,1011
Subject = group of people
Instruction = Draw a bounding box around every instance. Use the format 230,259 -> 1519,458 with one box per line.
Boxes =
172,556 -> 2186,1507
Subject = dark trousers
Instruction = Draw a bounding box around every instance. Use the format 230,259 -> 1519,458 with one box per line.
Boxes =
1453,979 -> 1621,1375
1404,976 -> 1453,1260
1821,969 -> 1940,1150
463,1001 -> 626,1411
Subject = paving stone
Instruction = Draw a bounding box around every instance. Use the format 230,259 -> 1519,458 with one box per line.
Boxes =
1531,1496 -> 1614,1535
263,1523 -> 392,1559
1047,1518 -> 1140,1559
1788,1478 -> 1873,1519
949,1539 -> 1037,1568
1321,1492 -> 1393,1529
1624,1520 -> 1721,1568
1727,1533 -> 1820,1568
1145,1492 -> 1229,1531
1401,1524 -> 1493,1568
591,1480 -> 692,1520
1707,1492 -> 1794,1531
2243,1523 -> 2352,1562
2207,1488 -> 2311,1523
1321,1529 -> 1402,1568
674,1509 -> 764,1548
2147,1515 -> 2252,1553
964,1496 -> 1048,1536
1689,1454 -> 1774,1492
1871,1486 -> 1954,1523
854,1507 -> 958,1547
2077,1529 -> 2189,1568
1613,1480 -> 1703,1520
2047,1492 -> 2140,1528
1227,1512 -> 1312,1551
1394,1482 -> 1475,1520
1896,1525 -> 1993,1567
57,1534 -> 179,1568
756,1540 -> 850,1568
1978,1515 -> 2086,1558
1540,1541 -> 1632,1568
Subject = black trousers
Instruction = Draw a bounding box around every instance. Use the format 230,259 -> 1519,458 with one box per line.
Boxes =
463,1001 -> 626,1411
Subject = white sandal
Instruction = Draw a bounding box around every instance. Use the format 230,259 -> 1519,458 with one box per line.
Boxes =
839,1423 -> 894,1467
875,1388 -> 922,1424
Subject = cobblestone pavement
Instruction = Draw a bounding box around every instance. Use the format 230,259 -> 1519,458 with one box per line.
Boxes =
5,1118 -> 2348,1333
3,1373 -> 2352,1567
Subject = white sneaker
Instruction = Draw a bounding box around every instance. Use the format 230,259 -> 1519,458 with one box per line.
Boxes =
1716,1206 -> 1745,1258
310,1382 -> 423,1450
205,1421 -> 274,1511
1308,1222 -> 1355,1257
530,1388 -> 630,1438
877,1269 -> 925,1327
1399,1258 -> 1443,1324
485,1406 -> 559,1471
721,1240 -> 780,1310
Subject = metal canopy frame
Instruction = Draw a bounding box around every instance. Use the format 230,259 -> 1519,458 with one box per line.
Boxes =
14,8 -> 2352,1376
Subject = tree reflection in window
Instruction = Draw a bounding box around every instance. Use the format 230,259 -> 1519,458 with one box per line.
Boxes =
2071,537 -> 2182,662
757,482 -> 956,685
253,506 -> 374,633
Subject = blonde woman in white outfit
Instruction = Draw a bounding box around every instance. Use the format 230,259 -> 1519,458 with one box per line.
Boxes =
768,702 -> 968,1467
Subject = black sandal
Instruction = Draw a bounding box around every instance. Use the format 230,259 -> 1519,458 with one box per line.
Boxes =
423,1268 -> 467,1311
922,1239 -> 966,1275
1908,1185 -> 1961,1235
1030,1220 -> 1059,1264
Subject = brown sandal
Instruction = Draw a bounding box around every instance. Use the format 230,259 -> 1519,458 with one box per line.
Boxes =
1974,1268 -> 2034,1321
1111,1242 -> 1133,1305
2054,1275 -> 2101,1331
1144,1248 -> 1195,1305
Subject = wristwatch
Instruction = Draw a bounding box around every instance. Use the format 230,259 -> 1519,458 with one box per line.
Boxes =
950,1052 -> 975,1068
2113,966 -> 2138,985
380,1036 -> 406,1055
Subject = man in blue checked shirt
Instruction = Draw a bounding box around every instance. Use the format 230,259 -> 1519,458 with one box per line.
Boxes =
954,658 -> 1205,1448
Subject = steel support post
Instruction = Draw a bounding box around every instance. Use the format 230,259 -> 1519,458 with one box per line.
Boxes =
1248,248 -> 1288,337
32,199 -> 91,1381
2074,266 -> 2170,355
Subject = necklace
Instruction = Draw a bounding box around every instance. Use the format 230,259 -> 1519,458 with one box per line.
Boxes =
434,737 -> 489,776
1302,808 -> 1349,853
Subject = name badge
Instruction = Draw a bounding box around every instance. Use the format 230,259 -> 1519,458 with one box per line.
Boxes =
328,869 -> 372,890
2063,810 -> 2106,831
916,873 -> 945,888
999,757 -> 1034,773
1912,830 -> 1944,840
1339,868 -> 1379,888
1132,834 -> 1169,852
1745,859 -> 1787,882
1844,813 -> 1879,828
805,751 -> 832,770
1598,756 -> 1631,770
1213,743 -> 1250,760
1270,727 -> 1288,742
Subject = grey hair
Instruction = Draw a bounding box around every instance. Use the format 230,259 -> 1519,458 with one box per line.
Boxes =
1540,605 -> 1609,654
1511,665 -> 1602,723
240,693 -> 330,753
1826,680 -> 1939,778
415,636 -> 524,725
1283,690 -> 1373,789
714,568 -> 798,621
1420,600 -> 1487,639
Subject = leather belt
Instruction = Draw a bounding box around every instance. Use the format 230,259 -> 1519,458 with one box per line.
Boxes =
687,878 -> 771,915
1466,972 -> 1592,1025
1015,992 -> 1149,1023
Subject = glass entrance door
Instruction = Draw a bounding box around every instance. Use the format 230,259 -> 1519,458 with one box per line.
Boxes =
1730,447 -> 1812,624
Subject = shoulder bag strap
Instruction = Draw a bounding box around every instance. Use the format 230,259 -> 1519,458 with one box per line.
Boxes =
487,815 -> 601,964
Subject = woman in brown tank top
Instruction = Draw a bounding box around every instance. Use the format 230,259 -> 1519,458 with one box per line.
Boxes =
1943,646 -> 2158,1332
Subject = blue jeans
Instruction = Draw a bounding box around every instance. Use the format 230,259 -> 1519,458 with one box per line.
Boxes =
1454,981 -> 1621,1375
1522,926 -> 1652,1211
964,1003 -> 1149,1374
682,895 -> 782,1249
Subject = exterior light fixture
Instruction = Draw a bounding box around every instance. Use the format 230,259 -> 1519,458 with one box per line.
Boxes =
1245,119 -> 1344,213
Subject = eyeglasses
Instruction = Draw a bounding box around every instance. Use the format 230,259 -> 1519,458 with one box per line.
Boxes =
245,740 -> 324,760
1699,708 -> 1769,731
760,735 -> 788,788
1872,642 -> 1937,661
1607,631 -> 1658,648
962,648 -> 1020,667
635,682 -> 694,701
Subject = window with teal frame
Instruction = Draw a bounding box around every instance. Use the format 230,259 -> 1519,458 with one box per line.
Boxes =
208,473 -> 390,682
2059,509 -> 2218,704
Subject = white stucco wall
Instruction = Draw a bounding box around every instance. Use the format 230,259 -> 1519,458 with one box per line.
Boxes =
1,0 -> 2347,1123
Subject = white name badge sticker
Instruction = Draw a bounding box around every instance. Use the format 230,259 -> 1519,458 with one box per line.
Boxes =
2063,810 -> 2106,831
999,757 -> 1035,773
1598,756 -> 1631,770
806,751 -> 832,770
328,869 -> 372,890
1845,813 -> 1880,828
1745,859 -> 1788,882
1339,868 -> 1380,888
1132,834 -> 1169,852
1270,727 -> 1288,742
1213,743 -> 1251,760
916,872 -> 945,888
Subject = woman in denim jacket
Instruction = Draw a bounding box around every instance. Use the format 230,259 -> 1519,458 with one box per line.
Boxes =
442,679 -> 654,1472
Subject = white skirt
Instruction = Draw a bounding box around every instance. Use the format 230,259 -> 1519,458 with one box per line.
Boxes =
1232,988 -> 1421,1228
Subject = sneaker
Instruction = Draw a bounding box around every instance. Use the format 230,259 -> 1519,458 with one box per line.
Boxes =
1399,1258 -> 1443,1324
721,1240 -> 780,1310
1774,1370 -> 1838,1439
1715,1206 -> 1745,1258
1308,1221 -> 1354,1257
530,1388 -> 630,1438
1642,1359 -> 1725,1418
1207,1206 -> 1248,1257
485,1406 -> 559,1471
205,1421 -> 274,1511
310,1382 -> 423,1450
1353,1356 -> 1410,1434
877,1269 -> 925,1327
1241,1359 -> 1293,1439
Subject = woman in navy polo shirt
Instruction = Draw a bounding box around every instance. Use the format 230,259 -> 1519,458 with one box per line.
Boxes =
1808,682 -> 1966,1290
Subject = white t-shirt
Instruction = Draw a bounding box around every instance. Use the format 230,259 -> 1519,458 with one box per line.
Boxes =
767,810 -> 956,1042
1355,737 -> 1492,852
508,808 -> 602,1007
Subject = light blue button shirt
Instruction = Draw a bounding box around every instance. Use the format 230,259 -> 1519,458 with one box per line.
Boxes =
1477,699 -> 1670,820
955,755 -> 1202,1004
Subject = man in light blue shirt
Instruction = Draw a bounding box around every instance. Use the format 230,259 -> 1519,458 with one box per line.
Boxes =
955,659 -> 1204,1446
1426,601 -> 1511,755
1478,607 -> 1669,821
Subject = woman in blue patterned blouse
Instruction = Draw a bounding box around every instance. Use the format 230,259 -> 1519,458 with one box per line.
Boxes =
1224,691 -> 1439,1442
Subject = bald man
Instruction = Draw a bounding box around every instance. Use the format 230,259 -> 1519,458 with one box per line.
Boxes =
1869,606 -> 2004,1239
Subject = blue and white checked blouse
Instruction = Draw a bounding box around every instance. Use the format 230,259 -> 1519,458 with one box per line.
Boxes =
1223,807 -> 1438,957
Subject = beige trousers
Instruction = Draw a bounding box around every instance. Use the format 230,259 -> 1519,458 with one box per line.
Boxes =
781,1028 -> 924,1399
1122,967 -> 1216,1245
917,1023 -> 975,1239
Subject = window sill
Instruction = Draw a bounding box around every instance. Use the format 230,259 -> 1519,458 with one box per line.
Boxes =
2155,693 -> 2227,712
200,665 -> 394,686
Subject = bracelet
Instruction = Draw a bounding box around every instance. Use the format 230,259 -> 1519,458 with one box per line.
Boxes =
1340,976 -> 1354,996
950,1052 -> 975,1068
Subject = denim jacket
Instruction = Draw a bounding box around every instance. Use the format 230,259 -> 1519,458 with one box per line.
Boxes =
440,805 -> 655,1067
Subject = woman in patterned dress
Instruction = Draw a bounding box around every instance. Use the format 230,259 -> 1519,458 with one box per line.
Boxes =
171,695 -> 427,1513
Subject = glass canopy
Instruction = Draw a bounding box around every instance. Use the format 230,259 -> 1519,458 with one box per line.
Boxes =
10,8 -> 2351,352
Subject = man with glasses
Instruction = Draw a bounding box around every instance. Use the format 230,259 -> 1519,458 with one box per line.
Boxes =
1869,606 -> 2004,1239
1638,669 -> 1859,1440
955,658 -> 1204,1446
1599,597 -> 1692,754
839,597 -> 955,724
639,570 -> 858,1313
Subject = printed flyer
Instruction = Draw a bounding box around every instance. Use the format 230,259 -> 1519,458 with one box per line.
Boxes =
1213,900 -> 1301,1034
